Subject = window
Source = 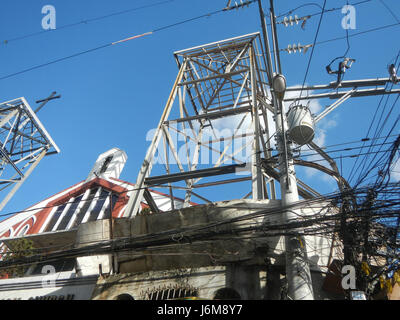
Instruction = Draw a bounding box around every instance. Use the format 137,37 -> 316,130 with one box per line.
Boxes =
56,195 -> 83,231
45,204 -> 67,232
43,188 -> 120,232
143,286 -> 198,300
86,189 -> 109,222
71,188 -> 98,229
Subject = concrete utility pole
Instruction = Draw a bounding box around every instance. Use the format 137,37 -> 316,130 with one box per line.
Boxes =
257,0 -> 314,300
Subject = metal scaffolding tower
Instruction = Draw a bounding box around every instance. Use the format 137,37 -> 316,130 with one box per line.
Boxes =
124,32 -> 278,217
0,96 -> 60,211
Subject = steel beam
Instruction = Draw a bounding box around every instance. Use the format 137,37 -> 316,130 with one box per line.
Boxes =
144,163 -> 247,186
124,59 -> 188,218
143,188 -> 161,214
284,88 -> 400,101
164,105 -> 251,124
285,78 -> 393,92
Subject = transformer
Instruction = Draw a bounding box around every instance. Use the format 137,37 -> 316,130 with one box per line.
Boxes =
286,105 -> 315,145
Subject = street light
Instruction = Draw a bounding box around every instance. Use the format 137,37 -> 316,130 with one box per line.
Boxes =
272,73 -> 287,100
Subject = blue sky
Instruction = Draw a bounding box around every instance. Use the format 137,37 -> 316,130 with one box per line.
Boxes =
0,0 -> 399,217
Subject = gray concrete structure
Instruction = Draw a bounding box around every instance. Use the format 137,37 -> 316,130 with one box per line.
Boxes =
89,198 -> 340,300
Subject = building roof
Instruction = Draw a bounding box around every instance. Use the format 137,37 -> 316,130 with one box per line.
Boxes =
0,148 -> 190,254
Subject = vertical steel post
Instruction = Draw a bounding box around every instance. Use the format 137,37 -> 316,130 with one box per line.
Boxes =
124,59 -> 188,217
250,46 -> 263,200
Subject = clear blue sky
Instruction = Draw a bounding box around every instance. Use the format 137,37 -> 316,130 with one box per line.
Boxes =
0,0 -> 399,217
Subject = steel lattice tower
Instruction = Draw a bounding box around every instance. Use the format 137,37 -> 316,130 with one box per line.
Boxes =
0,96 -> 59,211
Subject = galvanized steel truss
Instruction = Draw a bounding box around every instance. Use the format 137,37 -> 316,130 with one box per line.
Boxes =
0,97 -> 59,211
124,33 -> 278,217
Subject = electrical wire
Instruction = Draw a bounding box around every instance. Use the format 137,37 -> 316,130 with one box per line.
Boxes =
1,183 -> 399,272
1,0 -> 175,45
298,0 -> 327,101
349,61 -> 400,186
0,1 -> 257,81
315,22 -> 400,47
275,0 -> 372,20
378,0 -> 400,24
346,50 -> 400,184
0,184 -> 396,249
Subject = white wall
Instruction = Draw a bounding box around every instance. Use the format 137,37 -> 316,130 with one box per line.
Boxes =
0,271 -> 97,300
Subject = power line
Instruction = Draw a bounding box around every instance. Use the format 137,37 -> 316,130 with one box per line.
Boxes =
315,22 -> 400,47
298,140 -> 397,158
1,0 -> 175,45
353,99 -> 400,188
349,58 -> 400,186
298,0 -> 327,100
0,184 -> 359,251
1,182 -> 399,271
378,0 -> 400,24
0,1 -> 257,82
303,134 -> 400,151
346,51 -> 400,184
295,148 -> 393,164
276,0 -> 373,19
0,42 -> 113,81
279,22 -> 400,54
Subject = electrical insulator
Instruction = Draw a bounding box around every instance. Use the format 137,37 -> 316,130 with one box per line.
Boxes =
280,15 -> 311,29
223,0 -> 252,11
388,64 -> 398,84
284,43 -> 313,54
283,15 -> 300,26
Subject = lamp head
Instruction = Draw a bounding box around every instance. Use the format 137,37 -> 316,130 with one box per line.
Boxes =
272,74 -> 287,100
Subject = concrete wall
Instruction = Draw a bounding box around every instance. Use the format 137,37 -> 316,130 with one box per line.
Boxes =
88,198 -> 339,300
75,219 -> 113,276
0,198 -> 337,300
92,265 -> 269,300
113,199 -> 284,274
112,199 -> 336,275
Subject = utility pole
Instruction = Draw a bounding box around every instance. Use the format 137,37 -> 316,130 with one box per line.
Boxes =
257,0 -> 314,300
